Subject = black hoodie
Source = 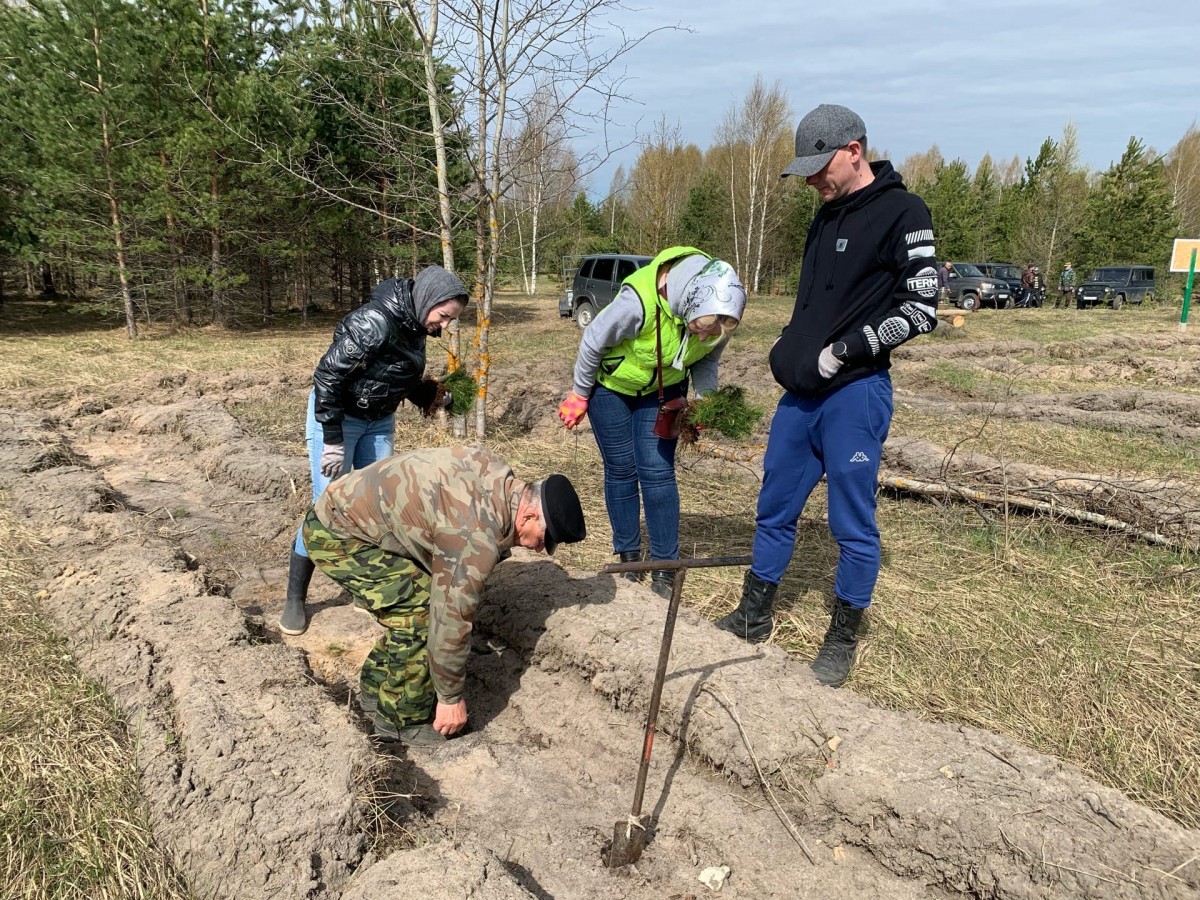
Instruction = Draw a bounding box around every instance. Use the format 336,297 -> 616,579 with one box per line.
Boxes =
769,161 -> 937,397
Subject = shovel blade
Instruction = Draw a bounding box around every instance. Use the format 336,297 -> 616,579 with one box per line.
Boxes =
606,814 -> 649,868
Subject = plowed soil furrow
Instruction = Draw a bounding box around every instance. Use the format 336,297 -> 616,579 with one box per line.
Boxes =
2,366 -> 1198,900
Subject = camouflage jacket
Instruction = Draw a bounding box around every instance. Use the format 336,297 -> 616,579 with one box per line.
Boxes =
313,446 -> 523,704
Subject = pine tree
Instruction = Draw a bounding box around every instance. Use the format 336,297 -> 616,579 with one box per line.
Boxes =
1075,137 -> 1178,271
919,159 -> 980,261
677,172 -> 729,257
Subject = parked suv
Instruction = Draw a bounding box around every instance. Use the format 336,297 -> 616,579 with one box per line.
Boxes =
560,254 -> 653,328
942,262 -> 1011,311
971,262 -> 1022,306
1075,266 -> 1156,309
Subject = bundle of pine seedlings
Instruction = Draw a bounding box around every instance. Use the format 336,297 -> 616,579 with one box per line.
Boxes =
439,368 -> 477,416
680,385 -> 763,444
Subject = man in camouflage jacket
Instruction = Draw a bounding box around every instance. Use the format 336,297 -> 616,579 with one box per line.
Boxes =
302,446 -> 586,745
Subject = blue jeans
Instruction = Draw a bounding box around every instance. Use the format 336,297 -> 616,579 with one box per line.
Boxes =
293,390 -> 395,556
587,382 -> 686,562
751,373 -> 893,608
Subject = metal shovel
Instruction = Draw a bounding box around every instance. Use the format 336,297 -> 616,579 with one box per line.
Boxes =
601,555 -> 752,868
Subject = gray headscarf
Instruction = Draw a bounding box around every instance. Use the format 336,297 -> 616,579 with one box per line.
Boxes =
412,265 -> 468,328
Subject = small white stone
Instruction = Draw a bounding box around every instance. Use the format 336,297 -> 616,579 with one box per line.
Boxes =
698,865 -> 730,891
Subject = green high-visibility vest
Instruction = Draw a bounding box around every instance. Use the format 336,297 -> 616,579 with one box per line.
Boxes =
596,246 -> 722,396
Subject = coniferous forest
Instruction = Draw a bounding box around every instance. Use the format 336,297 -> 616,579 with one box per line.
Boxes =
1,1 -> 1196,331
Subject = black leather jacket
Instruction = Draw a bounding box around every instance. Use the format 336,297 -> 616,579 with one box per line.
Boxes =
312,278 -> 426,444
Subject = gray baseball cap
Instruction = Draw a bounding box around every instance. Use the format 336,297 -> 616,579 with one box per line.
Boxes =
781,104 -> 867,178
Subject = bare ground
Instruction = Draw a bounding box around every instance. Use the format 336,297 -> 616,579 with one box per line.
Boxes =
4,326 -> 1200,899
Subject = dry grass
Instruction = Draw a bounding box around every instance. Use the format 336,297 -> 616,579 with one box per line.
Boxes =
3,289 -> 1199,836
0,511 -> 192,900
863,501 -> 1199,823
942,301 -> 1189,343
892,405 -> 1200,480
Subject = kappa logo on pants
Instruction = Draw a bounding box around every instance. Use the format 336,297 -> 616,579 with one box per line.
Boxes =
849,451 -> 871,463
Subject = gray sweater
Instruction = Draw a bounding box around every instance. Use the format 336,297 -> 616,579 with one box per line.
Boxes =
571,284 -> 726,397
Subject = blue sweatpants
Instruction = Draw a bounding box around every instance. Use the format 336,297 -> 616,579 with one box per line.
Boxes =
751,373 -> 893,609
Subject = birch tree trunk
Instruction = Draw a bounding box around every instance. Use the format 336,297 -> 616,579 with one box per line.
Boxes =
399,0 -> 467,421
717,78 -> 790,293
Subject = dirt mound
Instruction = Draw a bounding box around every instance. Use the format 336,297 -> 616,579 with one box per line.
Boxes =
0,413 -> 372,899
2,374 -> 1198,899
1047,332 -> 1200,360
894,339 -> 1043,362
342,843 -> 534,899
898,389 -> 1200,446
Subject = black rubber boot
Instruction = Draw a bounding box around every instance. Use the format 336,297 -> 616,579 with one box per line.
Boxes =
649,569 -> 674,600
279,550 -> 315,635
714,571 -> 777,643
810,597 -> 866,688
617,549 -> 643,583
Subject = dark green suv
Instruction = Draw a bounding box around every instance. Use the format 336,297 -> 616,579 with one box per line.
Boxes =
1076,266 -> 1156,309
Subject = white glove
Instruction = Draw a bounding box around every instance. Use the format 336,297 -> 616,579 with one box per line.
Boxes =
818,345 -> 844,379
319,444 -> 345,479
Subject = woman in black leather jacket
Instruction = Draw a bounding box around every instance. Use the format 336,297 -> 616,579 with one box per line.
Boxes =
279,265 -> 468,635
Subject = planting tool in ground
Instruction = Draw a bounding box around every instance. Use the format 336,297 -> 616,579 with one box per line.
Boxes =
600,554 -> 753,868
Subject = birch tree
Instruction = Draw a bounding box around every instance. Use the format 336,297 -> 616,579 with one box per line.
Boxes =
627,118 -> 702,251
394,0 -> 665,437
898,145 -> 944,191
713,76 -> 792,293
505,82 -> 578,295
1166,125 -> 1200,238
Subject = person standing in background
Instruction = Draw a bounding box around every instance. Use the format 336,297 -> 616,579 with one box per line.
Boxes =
1057,262 -> 1076,308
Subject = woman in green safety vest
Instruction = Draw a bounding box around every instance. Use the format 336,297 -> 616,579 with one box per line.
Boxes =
558,246 -> 747,598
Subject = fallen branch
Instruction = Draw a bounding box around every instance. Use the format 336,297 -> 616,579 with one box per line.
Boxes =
880,475 -> 1191,551
701,685 -> 818,866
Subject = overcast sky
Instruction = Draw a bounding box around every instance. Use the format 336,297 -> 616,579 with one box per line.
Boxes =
576,0 -> 1198,198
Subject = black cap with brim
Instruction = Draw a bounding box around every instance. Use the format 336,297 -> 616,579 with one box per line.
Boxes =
540,474 -> 586,555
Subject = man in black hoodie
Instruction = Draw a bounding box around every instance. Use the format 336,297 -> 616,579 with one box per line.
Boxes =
716,104 -> 937,688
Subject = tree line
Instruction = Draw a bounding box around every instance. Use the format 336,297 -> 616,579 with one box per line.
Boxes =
526,83 -> 1197,297
3,2 -> 1197,341
1,0 -> 658,435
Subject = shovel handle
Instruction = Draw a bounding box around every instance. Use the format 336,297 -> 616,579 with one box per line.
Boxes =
602,555 -> 752,575
628,566 -> 687,819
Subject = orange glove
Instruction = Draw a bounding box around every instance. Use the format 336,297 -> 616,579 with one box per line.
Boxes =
558,391 -> 589,429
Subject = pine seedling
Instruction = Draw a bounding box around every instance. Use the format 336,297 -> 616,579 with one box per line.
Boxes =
681,385 -> 763,443
440,368 -> 477,416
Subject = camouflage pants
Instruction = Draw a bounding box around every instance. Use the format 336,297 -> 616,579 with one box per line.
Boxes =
302,507 -> 435,729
